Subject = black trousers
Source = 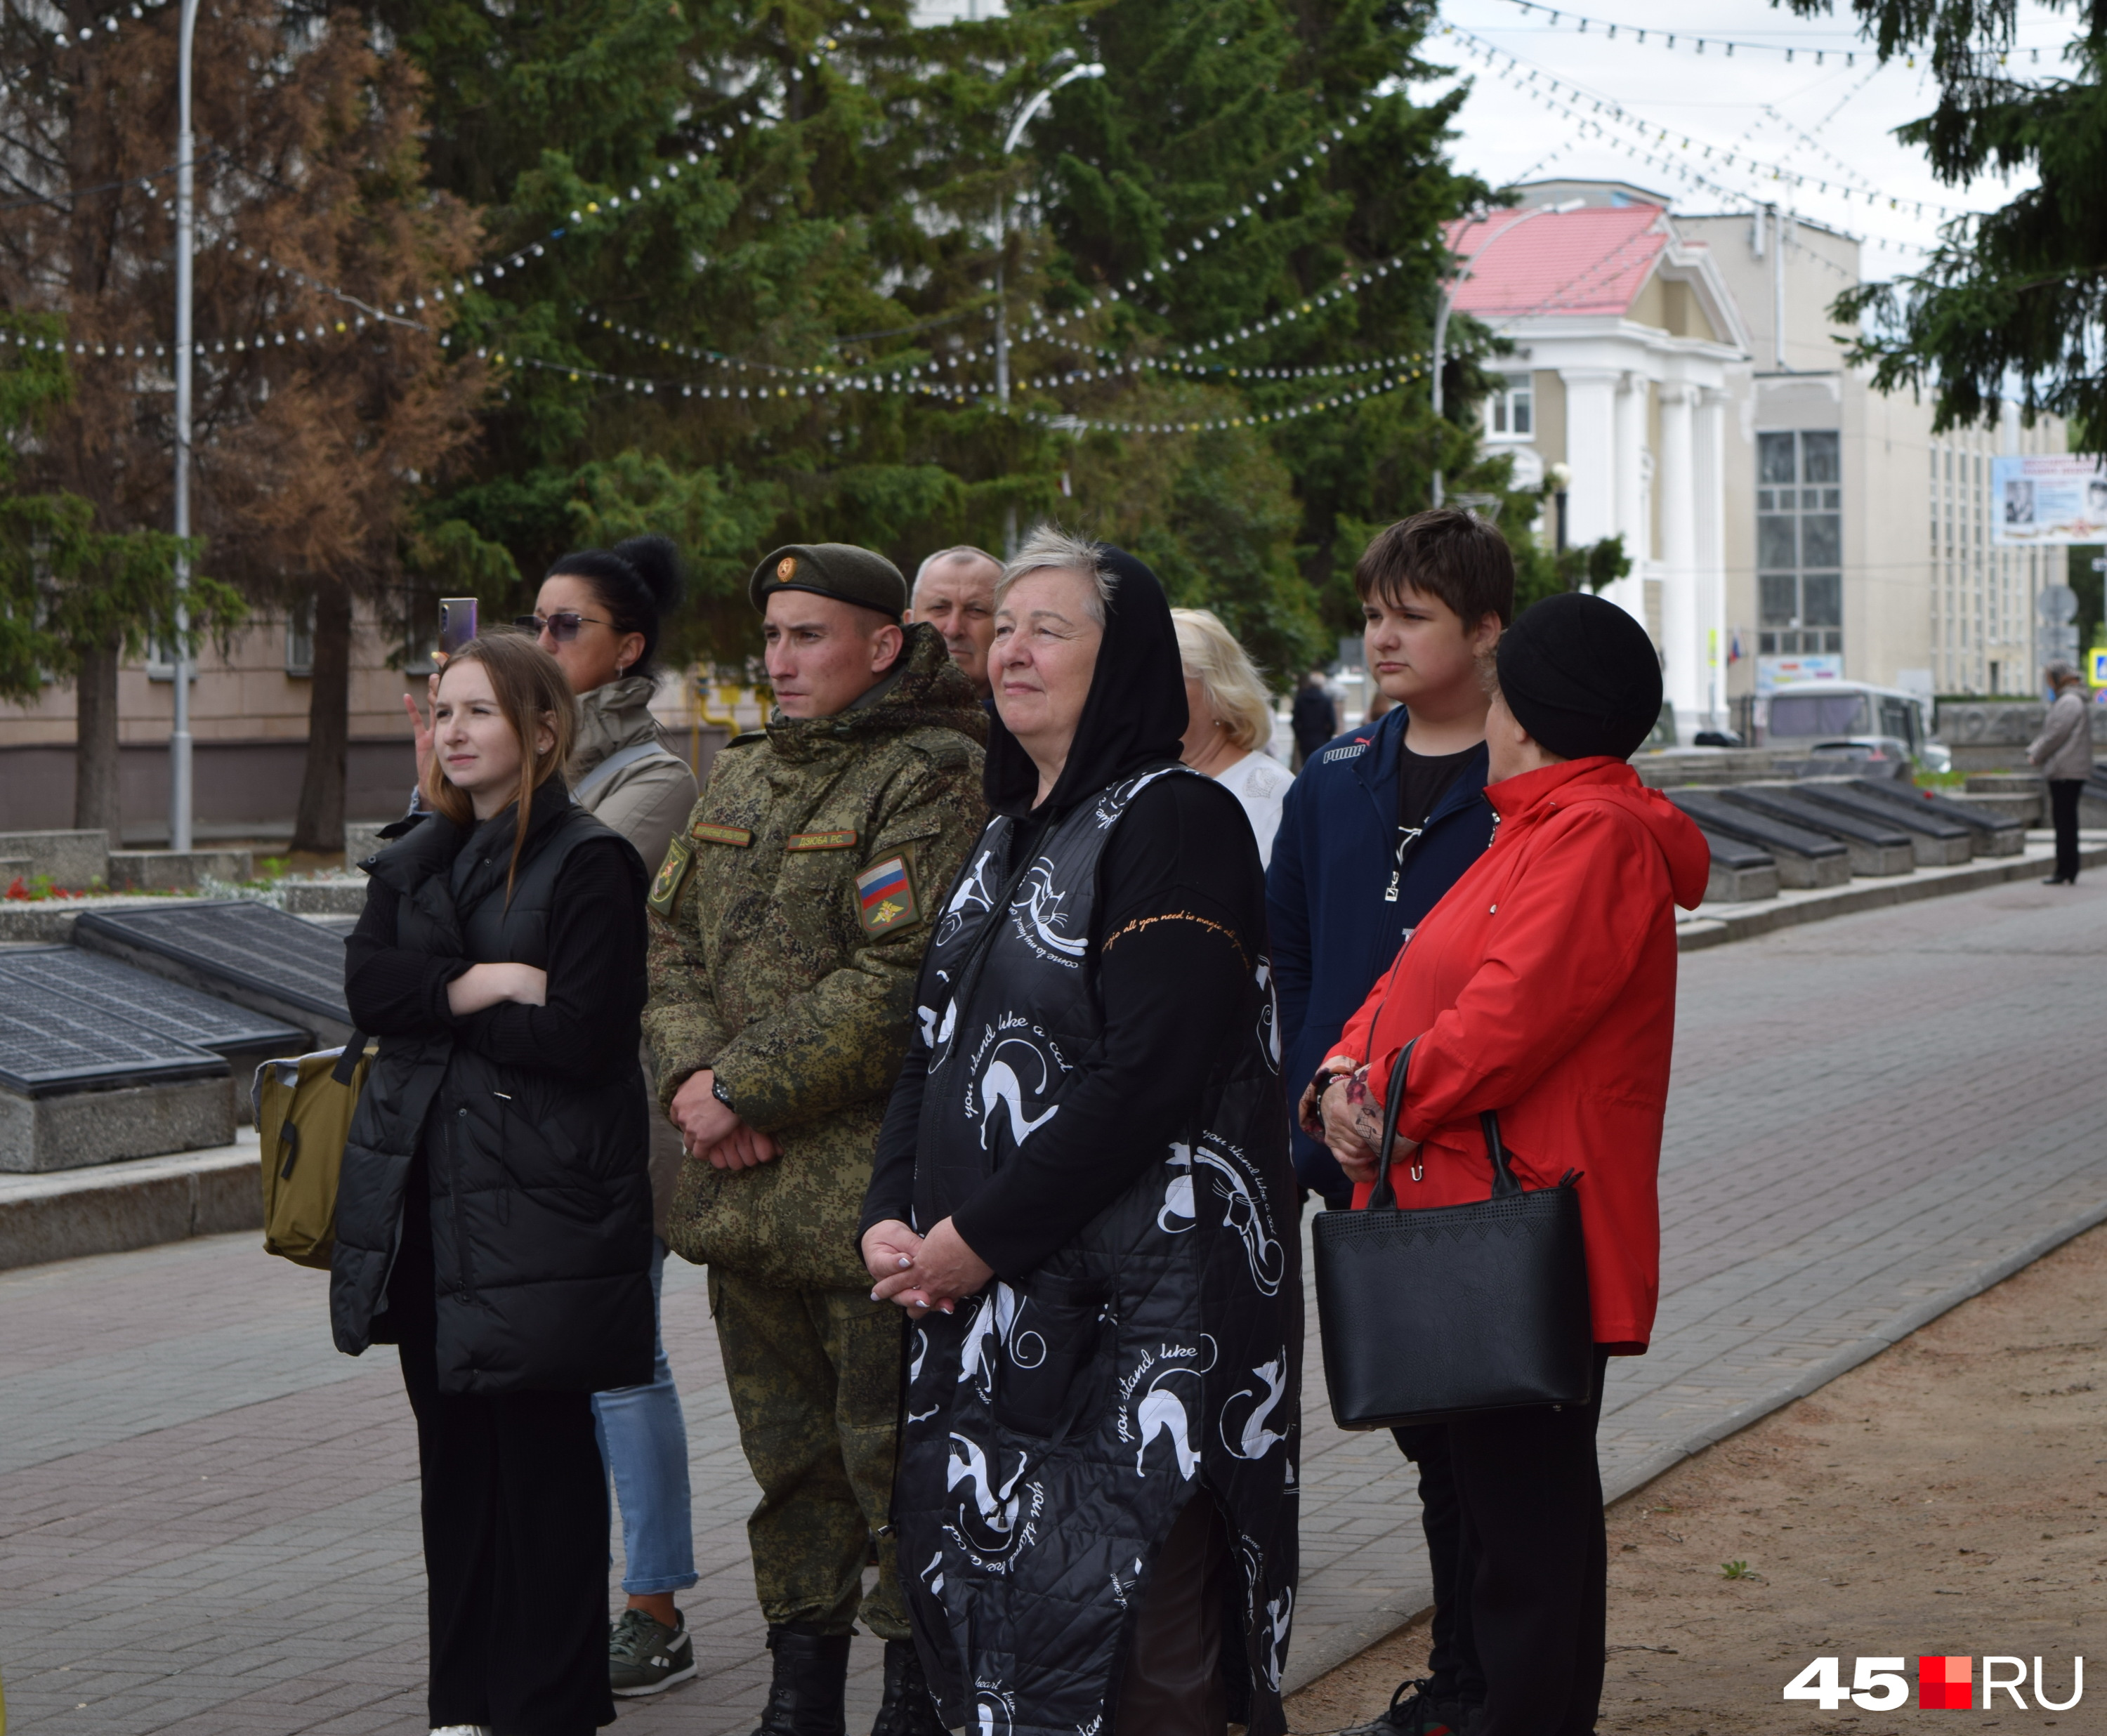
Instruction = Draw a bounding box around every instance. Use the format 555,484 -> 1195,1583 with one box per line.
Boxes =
1391,1424 -> 1483,1707
393,1185 -> 614,1736
2050,778 -> 2084,882
1115,1493 -> 1231,1735
1447,1351 -> 1612,1736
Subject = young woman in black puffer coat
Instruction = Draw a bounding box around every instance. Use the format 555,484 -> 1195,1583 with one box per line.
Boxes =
332,631 -> 653,1736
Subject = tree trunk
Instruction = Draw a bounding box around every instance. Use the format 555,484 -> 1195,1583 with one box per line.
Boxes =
73,630 -> 122,848
290,581 -> 353,855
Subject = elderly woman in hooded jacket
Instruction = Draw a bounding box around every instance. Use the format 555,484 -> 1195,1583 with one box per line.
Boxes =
858,527 -> 1301,1736
334,631 -> 653,1736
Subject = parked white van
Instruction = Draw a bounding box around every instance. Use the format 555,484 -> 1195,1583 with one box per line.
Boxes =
1760,680 -> 1951,777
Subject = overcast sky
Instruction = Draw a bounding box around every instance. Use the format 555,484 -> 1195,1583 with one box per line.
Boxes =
914,0 -> 2080,274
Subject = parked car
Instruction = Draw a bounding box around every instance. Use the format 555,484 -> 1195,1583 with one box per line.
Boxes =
1760,680 -> 1952,777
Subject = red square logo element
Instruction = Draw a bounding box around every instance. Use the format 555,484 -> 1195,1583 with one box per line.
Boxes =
1919,1656 -> 1973,1709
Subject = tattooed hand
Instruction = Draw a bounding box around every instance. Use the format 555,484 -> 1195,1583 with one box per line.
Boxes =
1322,1065 -> 1418,1188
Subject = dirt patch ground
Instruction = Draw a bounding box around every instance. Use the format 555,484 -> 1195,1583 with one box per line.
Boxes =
1285,1222 -> 2107,1733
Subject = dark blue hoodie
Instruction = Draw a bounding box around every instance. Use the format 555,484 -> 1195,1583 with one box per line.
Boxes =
1263,702 -> 1497,1202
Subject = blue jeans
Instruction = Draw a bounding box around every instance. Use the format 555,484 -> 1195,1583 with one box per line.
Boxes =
592,1239 -> 698,1597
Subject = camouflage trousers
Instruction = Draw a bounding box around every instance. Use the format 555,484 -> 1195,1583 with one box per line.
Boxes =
707,1268 -> 911,1640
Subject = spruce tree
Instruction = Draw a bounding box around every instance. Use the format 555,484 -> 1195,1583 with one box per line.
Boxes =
374,0 -> 1072,664
1013,0 -> 1530,669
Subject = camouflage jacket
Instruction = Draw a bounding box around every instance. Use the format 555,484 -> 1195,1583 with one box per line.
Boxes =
645,625 -> 989,1289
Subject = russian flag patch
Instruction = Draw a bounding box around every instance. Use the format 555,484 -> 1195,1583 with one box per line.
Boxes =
854,853 -> 919,936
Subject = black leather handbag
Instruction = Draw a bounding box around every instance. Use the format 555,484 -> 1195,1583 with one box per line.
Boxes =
1312,1040 -> 1596,1430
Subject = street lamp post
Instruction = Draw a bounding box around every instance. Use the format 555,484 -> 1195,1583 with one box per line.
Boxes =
994,61 -> 1103,414
992,61 -> 1103,551
1429,198 -> 1580,509
168,0 -> 199,851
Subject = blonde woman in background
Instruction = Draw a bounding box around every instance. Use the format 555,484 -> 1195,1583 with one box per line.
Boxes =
1173,607 -> 1291,864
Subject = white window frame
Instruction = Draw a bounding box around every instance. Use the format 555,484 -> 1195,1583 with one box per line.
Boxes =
1483,374 -> 1534,442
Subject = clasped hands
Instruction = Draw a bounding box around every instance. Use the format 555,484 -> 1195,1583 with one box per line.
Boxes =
1297,1058 -> 1417,1187
667,1069 -> 781,1170
860,1217 -> 994,1317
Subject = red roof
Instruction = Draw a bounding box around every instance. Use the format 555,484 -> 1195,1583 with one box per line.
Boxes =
1443,205 -> 1667,320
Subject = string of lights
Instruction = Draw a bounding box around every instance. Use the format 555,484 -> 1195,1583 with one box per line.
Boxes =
1023,368 -> 1427,436
1447,25 -> 1962,235
1485,0 -> 2054,68
1457,48 -> 1920,275
1756,104 -> 1882,198
39,0 -> 175,51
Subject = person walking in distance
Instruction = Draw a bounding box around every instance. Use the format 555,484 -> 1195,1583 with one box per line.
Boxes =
2030,660 -> 2093,886
336,633 -> 655,1736
1270,511 -> 1514,1736
646,544 -> 987,1736
521,537 -> 702,1697
906,545 -> 1002,702
1289,667 -> 1339,768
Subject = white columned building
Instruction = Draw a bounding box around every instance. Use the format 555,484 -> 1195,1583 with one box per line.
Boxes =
1448,186 -> 1750,737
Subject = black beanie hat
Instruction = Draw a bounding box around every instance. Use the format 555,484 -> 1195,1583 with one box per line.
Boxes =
1495,591 -> 1663,763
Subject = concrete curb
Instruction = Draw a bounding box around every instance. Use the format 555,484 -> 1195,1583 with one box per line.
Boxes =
1280,1188 -> 2107,1696
0,1138 -> 260,1273
1676,836 -> 2107,952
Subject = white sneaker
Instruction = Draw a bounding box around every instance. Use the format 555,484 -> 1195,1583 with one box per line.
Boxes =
431,1726 -> 494,1735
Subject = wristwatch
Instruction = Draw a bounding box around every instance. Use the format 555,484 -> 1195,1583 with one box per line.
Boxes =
1308,1063 -> 1353,1103
711,1077 -> 736,1112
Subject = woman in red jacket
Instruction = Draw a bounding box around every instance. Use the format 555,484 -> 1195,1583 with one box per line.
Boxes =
1308,592 -> 1708,1736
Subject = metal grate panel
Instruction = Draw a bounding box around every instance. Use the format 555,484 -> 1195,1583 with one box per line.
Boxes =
73,901 -> 351,1025
0,948 -> 304,1058
0,979 -> 225,1096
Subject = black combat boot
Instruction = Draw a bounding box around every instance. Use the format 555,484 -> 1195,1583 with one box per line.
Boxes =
751,1624 -> 851,1736
869,1638 -> 947,1736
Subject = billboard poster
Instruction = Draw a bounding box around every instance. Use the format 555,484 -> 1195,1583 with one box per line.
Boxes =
1756,652 -> 1844,694
1991,453 -> 2107,544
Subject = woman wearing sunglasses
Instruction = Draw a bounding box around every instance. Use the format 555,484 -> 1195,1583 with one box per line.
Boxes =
524,537 -> 707,1698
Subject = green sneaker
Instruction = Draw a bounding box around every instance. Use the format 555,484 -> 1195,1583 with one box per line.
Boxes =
609,1607 -> 696,1697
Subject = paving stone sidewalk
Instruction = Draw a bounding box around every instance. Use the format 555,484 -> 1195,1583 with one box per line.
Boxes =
4,876 -> 2106,1732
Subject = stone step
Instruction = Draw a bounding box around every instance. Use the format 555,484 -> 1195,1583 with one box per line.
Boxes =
107,849 -> 254,892
0,829 -> 108,890
1719,786 -> 1917,877
0,1136 -> 260,1271
1956,791 -> 2042,827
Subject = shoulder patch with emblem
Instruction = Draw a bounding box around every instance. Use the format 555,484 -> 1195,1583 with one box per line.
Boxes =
690,821 -> 754,847
648,836 -> 696,919
788,829 -> 859,852
854,853 -> 919,936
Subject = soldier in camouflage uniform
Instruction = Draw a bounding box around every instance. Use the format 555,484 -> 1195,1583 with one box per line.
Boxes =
644,543 -> 986,1736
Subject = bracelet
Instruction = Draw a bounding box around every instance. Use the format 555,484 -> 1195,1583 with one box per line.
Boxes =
1308,1063 -> 1353,1103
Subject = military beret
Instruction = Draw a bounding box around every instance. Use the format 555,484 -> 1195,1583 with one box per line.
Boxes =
749,544 -> 907,619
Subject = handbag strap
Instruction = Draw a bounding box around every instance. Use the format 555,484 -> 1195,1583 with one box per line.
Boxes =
1365,1038 -> 1417,1211
329,1031 -> 369,1086
1363,1037 -> 1520,1209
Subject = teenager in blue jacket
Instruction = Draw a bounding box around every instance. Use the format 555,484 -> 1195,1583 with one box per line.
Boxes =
1266,508 -> 1513,1736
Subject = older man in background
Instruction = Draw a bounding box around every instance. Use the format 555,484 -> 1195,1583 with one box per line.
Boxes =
2031,659 -> 2095,886
907,544 -> 1000,702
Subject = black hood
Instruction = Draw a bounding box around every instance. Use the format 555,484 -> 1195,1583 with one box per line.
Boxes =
983,544 -> 1189,818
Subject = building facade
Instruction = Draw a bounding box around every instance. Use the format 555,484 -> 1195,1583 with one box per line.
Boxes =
1467,180 -> 2068,736
1452,186 -> 1747,737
